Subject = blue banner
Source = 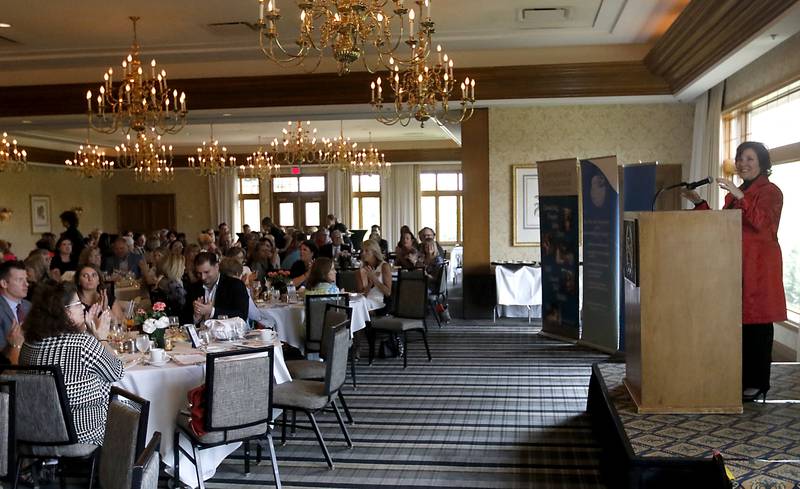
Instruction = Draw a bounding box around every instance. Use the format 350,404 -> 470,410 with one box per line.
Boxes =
580,157 -> 620,352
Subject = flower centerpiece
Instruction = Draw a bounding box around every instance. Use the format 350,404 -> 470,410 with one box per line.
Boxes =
267,270 -> 291,294
138,302 -> 170,348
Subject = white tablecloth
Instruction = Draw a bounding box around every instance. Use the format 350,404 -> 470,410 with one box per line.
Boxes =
494,265 -> 543,318
448,246 -> 463,283
116,341 -> 291,488
255,296 -> 371,353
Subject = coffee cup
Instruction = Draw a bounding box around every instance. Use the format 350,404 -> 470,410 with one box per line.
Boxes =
258,329 -> 275,342
150,348 -> 166,363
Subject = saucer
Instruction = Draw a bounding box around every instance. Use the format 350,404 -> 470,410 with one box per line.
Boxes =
145,356 -> 171,367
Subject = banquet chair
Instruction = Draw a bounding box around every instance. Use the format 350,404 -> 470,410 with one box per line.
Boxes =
285,304 -> 356,421
0,365 -> 100,489
130,432 -> 160,489
99,387 -> 152,489
274,321 -> 353,469
427,260 -> 449,328
368,269 -> 432,369
174,346 -> 281,489
336,269 -> 359,293
304,293 -> 349,354
0,380 -> 15,485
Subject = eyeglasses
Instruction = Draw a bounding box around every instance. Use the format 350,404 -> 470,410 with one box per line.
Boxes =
64,300 -> 83,310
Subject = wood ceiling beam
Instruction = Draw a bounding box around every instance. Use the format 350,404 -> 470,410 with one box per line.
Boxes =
644,0 -> 799,93
0,61 -> 670,118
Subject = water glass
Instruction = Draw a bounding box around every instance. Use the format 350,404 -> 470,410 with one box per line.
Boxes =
136,334 -> 151,355
168,316 -> 179,328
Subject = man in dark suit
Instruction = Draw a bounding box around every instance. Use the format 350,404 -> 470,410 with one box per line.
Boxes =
182,252 -> 249,324
319,230 -> 353,267
0,261 -> 30,364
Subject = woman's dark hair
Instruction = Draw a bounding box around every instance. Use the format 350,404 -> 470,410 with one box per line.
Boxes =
397,230 -> 416,248
24,281 -> 82,342
59,210 -> 79,228
74,264 -> 103,293
736,141 -> 772,176
300,240 -> 318,258
35,238 -> 54,251
55,237 -> 72,253
306,257 -> 334,289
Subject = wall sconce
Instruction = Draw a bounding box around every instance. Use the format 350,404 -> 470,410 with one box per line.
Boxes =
71,206 -> 84,216
0,207 -> 12,222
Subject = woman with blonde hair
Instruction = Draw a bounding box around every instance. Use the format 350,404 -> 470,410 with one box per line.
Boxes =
151,253 -> 186,317
78,246 -> 103,269
357,239 -> 392,312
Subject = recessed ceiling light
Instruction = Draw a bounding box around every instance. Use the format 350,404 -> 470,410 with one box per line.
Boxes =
222,113 -> 232,117
0,23 -> 12,28
21,120 -> 32,124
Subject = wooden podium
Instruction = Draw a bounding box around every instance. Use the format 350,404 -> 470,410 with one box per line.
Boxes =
623,210 -> 742,414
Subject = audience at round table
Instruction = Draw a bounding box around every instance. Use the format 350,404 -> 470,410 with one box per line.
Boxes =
249,239 -> 280,281
305,257 -> 340,295
395,230 -> 420,270
50,237 -> 78,276
357,239 -> 392,312
290,240 -> 318,287
151,253 -> 187,317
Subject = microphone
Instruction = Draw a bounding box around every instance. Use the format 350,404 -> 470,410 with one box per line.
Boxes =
685,176 -> 714,190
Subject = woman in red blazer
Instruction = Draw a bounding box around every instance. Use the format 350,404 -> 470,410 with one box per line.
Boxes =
683,141 -> 787,402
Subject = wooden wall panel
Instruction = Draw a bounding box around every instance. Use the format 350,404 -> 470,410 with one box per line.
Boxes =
461,109 -> 490,276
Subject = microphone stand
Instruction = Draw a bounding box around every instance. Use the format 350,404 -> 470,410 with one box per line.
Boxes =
650,182 -> 686,211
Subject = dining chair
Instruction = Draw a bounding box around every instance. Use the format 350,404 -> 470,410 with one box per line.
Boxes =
336,269 -> 359,293
99,387 -> 152,489
0,365 -> 100,489
130,432 -> 161,489
0,380 -> 15,485
173,346 -> 281,489
427,260 -> 449,328
304,293 -> 349,354
273,320 -> 353,469
368,269 -> 432,369
285,304 -> 356,422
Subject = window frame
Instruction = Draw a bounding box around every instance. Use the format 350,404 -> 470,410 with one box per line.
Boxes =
418,170 -> 463,244
237,177 -> 261,232
351,174 -> 381,230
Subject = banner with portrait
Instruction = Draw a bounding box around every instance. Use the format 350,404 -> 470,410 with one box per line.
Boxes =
537,158 -> 580,340
580,156 -> 621,352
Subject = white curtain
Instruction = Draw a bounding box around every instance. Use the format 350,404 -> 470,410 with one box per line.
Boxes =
327,169 -> 351,225
208,170 -> 237,229
687,83 -> 724,209
381,164 -> 418,247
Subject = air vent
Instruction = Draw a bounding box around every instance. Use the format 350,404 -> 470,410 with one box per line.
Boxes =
518,7 -> 571,28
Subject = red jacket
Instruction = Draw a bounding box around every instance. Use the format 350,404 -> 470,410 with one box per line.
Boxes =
696,175 -> 787,323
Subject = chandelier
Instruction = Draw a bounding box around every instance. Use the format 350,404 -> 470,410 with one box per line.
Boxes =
115,130 -> 174,183
270,121 -> 326,166
188,124 -> 236,176
239,142 -> 281,180
370,41 -> 476,127
87,17 -> 187,136
323,121 -> 359,172
354,132 -> 390,175
64,130 -> 114,179
256,0 -> 435,75
0,132 -> 27,172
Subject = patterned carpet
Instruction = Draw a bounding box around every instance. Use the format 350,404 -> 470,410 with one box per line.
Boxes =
203,319 -> 611,489
597,363 -> 800,488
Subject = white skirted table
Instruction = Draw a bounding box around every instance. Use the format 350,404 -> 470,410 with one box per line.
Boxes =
116,340 -> 291,488
493,264 -> 543,321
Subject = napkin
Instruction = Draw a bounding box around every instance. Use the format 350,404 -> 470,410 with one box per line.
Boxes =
204,317 -> 248,340
172,354 -> 206,365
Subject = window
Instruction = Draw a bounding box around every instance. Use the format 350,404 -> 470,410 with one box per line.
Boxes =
419,171 -> 463,243
237,178 -> 261,233
724,80 -> 800,320
271,175 -> 327,230
351,174 -> 381,230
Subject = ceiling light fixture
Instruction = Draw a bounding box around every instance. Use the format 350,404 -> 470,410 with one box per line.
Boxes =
87,17 -> 187,136
323,121 -> 359,172
354,131 -> 391,175
115,129 -> 174,183
239,137 -> 281,181
0,132 -> 27,172
64,128 -> 114,179
269,121 -> 326,166
188,124 -> 237,176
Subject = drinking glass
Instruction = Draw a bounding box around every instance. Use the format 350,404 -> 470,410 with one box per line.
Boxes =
136,334 -> 151,355
109,321 -> 125,352
168,316 -> 179,328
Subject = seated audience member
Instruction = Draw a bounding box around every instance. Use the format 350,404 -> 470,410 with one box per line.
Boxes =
289,240 -> 318,288
139,246 -> 167,288
326,214 -> 349,236
418,226 -> 445,257
249,240 -> 280,281
261,216 -> 287,249
395,230 -> 420,269
182,252 -> 249,324
305,257 -> 340,295
132,233 -> 146,256
169,239 -> 184,255
370,225 -> 390,257
225,247 -> 254,281
319,229 -> 353,267
0,240 -> 16,262
78,245 -> 103,269
197,232 -> 216,253
419,239 -> 444,281
59,210 -> 85,261
357,240 -> 392,312
219,257 -> 263,323
1,261 -> 29,364
50,237 -> 79,276
20,281 -> 123,445
182,243 -> 201,287
102,237 -> 143,278
151,253 -> 187,317
313,227 -> 331,250
24,253 -> 50,300
75,264 -> 111,312
40,232 -> 58,252
281,231 -> 306,269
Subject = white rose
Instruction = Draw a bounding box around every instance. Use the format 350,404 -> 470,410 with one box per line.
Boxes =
142,318 -> 157,334
156,316 -> 170,329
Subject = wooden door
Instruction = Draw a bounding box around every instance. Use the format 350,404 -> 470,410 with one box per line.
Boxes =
273,193 -> 326,232
117,194 -> 176,233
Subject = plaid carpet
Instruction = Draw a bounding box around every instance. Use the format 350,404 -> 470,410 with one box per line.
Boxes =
204,319 -> 610,489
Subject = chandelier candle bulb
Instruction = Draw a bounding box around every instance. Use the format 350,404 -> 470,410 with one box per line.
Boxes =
409,8 -> 415,37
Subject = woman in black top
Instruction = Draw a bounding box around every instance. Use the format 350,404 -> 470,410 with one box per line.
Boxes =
50,237 -> 78,276
290,240 -> 318,288
59,210 -> 84,261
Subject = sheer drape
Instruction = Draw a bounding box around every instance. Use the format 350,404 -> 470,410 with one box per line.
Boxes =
688,83 -> 724,209
208,171 -> 237,229
381,164 -> 418,247
327,168 -> 351,225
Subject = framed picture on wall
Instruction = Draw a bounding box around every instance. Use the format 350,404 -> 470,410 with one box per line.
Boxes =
30,195 -> 52,233
512,164 -> 540,246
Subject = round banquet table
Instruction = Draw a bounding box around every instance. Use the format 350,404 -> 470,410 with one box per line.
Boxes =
116,340 -> 291,488
255,294 -> 372,353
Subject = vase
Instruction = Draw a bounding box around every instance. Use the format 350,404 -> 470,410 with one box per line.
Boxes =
150,329 -> 166,349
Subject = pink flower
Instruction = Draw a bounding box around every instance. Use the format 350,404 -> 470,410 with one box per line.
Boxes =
152,302 -> 167,312
136,308 -> 146,315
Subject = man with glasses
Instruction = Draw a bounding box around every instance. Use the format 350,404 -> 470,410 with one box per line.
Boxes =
0,261 -> 30,364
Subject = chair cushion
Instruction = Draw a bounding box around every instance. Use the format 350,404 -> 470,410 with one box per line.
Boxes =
175,413 -> 269,445
371,317 -> 423,332
273,380 -> 328,411
23,443 -> 98,457
285,360 -> 325,380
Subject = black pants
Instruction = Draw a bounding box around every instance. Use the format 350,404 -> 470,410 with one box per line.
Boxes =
742,323 -> 774,391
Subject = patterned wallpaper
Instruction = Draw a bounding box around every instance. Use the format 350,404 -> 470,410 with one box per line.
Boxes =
488,103 -> 695,262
